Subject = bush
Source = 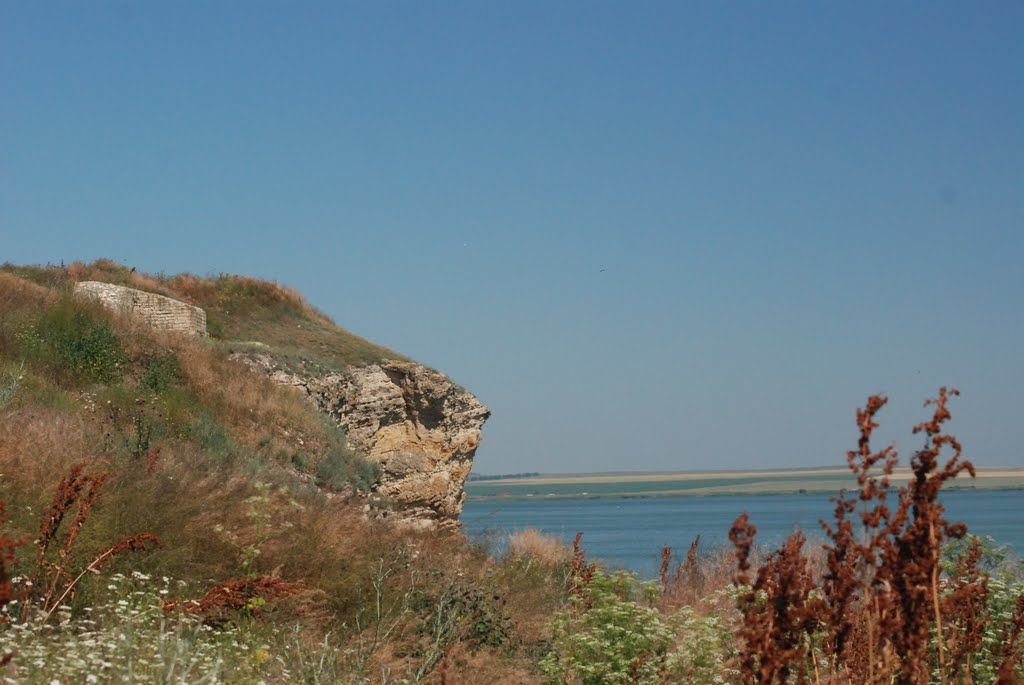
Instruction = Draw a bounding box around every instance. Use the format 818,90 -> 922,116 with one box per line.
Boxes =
138,353 -> 182,393
314,421 -> 380,493
16,298 -> 125,385
540,570 -> 672,685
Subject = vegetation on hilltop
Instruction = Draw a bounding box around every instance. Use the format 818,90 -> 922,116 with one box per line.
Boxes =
1,259 -> 405,373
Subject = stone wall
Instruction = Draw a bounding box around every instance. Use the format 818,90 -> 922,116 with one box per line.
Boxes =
74,281 -> 207,336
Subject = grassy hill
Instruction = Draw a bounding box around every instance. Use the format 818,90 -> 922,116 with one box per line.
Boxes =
1,261 -> 1022,684
0,261 -> 564,683
0,260 -> 387,492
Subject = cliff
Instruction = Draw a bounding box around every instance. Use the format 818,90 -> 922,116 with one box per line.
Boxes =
64,273 -> 487,528
237,354 -> 490,528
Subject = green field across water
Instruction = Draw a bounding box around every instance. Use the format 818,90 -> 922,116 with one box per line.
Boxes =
464,469 -> 1024,500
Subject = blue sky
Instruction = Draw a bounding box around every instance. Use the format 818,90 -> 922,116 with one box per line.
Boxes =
2,2 -> 1022,472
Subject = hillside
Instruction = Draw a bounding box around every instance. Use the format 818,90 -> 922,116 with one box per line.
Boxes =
1,261 -> 490,527
0,261 -> 544,682
1,261 -> 1022,684
0,260 -> 399,494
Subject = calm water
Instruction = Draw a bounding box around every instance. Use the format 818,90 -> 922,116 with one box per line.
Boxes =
462,490 -> 1024,577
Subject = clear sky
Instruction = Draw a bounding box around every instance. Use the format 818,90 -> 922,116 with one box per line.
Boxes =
2,2 -> 1022,473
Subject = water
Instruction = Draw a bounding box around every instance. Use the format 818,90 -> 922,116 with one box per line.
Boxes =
462,489 -> 1024,577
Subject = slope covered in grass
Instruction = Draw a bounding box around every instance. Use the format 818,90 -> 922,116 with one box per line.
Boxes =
0,261 -> 564,683
2,259 -> 404,373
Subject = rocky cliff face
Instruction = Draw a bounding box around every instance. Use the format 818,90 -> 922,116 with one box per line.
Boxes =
237,355 -> 490,528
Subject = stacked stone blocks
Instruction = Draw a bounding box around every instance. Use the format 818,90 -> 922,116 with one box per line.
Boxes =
74,281 -> 207,336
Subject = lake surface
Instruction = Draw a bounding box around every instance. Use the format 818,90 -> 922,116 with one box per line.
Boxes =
462,489 -> 1024,577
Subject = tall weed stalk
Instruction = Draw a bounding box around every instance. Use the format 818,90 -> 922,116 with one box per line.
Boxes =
730,389 -> 1024,684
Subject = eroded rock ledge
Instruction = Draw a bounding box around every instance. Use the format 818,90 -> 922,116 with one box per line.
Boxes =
236,354 -> 490,528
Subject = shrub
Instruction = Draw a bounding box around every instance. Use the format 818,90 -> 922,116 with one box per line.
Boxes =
540,569 -> 673,685
16,298 -> 125,386
138,352 -> 181,393
313,420 -> 379,492
663,603 -> 739,684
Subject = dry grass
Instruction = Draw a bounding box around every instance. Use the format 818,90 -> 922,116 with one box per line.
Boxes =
658,537 -> 739,615
173,340 -> 319,449
506,528 -> 572,566
0,409 -> 96,509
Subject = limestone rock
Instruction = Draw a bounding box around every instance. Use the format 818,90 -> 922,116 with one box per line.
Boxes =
75,281 -> 207,336
236,355 -> 490,528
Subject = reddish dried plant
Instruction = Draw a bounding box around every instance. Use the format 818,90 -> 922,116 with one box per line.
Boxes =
0,503 -> 25,613
163,576 -> 305,619
21,463 -> 159,622
144,446 -> 162,473
995,593 -> 1024,685
877,388 -> 974,684
0,502 -> 26,668
819,394 -> 901,679
731,524 -> 820,684
731,389 -> 988,685
658,536 -> 703,609
678,535 -> 701,589
567,532 -> 593,608
941,536 -> 990,678
658,545 -> 672,593
623,650 -> 666,685
41,533 -> 160,623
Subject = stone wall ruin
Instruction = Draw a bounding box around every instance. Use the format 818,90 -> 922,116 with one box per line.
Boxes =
74,281 -> 207,336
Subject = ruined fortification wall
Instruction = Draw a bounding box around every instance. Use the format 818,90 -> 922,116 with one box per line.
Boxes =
74,281 -> 207,336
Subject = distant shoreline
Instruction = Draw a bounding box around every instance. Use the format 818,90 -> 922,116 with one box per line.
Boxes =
464,467 -> 1024,501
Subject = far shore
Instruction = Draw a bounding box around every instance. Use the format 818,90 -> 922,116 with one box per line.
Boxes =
470,467 -> 1024,486
464,467 -> 1024,500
